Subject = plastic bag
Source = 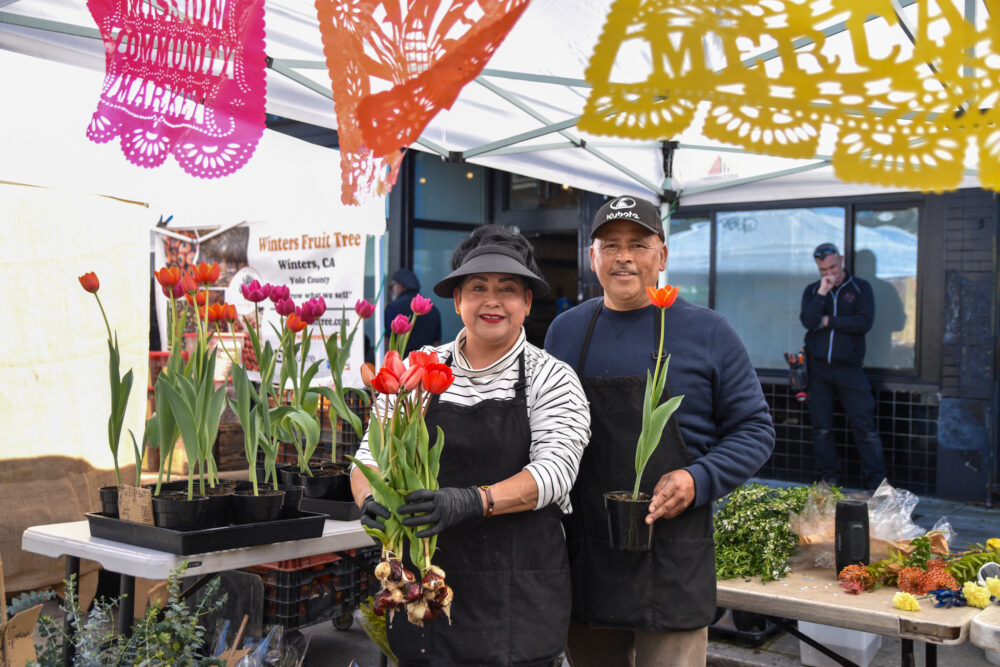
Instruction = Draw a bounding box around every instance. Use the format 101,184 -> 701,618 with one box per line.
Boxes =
789,479 -> 954,570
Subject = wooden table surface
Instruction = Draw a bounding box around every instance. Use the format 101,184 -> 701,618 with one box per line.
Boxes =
717,568 -> 981,645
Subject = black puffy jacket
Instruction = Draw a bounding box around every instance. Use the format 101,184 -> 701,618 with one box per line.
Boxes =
800,274 -> 874,367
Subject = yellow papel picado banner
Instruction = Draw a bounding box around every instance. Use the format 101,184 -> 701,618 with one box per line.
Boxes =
580,0 -> 1000,192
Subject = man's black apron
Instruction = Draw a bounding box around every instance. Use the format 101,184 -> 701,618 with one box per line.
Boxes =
388,351 -> 570,666
565,304 -> 716,631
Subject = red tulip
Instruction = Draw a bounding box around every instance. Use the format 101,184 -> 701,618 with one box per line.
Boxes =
269,285 -> 290,302
406,350 -> 439,369
275,297 -> 295,317
286,313 -> 308,333
410,294 -> 433,316
399,365 -> 424,392
355,299 -> 376,319
371,368 -> 401,394
390,314 -> 412,335
646,285 -> 679,309
78,272 -> 100,293
223,303 -> 237,323
182,274 -> 199,295
361,362 -> 377,387
193,261 -> 221,285
154,266 -> 180,288
422,363 -> 454,395
382,350 -> 406,379
240,279 -> 271,302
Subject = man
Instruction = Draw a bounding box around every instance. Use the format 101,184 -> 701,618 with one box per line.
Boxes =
384,267 -> 441,354
545,195 -> 774,666
800,243 -> 887,490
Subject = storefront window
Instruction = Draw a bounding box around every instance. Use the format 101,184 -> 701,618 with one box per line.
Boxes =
412,227 -> 471,341
508,175 -> 576,209
714,207 -> 845,369
854,207 -> 918,369
667,216 -> 710,307
413,153 -> 485,223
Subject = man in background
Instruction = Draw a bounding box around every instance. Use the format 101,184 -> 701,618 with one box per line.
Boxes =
384,268 -> 441,354
800,243 -> 887,490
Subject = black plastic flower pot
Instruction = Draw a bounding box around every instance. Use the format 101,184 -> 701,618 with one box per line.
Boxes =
277,466 -> 302,486
232,489 -> 285,523
604,491 -> 653,551
278,484 -> 305,510
296,465 -> 351,500
202,486 -> 234,528
152,493 -> 208,531
98,486 -> 119,519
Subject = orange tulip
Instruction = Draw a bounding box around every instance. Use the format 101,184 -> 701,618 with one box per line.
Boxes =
361,362 -> 377,388
646,285 -> 679,309
223,303 -> 237,323
185,290 -> 208,307
78,271 -> 100,293
154,266 -> 180,288
207,303 -> 226,323
286,313 -> 308,333
192,261 -> 221,285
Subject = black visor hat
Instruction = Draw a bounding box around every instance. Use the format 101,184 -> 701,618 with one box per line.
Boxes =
433,244 -> 549,298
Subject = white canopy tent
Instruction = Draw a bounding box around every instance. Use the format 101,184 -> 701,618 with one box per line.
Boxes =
1,0 -> 984,209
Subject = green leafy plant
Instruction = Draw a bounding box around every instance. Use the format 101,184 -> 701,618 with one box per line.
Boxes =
632,285 -> 684,499
30,564 -> 226,667
78,271 -> 135,487
357,596 -> 397,664
714,482 -> 843,582
7,589 -> 56,618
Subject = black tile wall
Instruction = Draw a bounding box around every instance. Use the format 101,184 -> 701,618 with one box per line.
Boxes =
760,383 -> 938,495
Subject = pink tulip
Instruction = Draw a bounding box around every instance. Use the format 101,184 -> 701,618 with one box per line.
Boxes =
355,299 -> 376,319
275,297 -> 295,317
400,365 -> 424,392
269,285 -> 290,303
410,294 -> 433,316
382,350 -> 406,379
241,280 -> 272,303
162,281 -> 185,300
302,297 -> 326,322
391,314 -> 413,335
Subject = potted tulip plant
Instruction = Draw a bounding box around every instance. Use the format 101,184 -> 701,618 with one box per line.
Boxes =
78,272 -> 135,519
348,293 -> 458,626
604,285 -> 685,551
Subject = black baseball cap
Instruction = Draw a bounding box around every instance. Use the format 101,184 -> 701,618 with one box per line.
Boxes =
591,196 -> 663,239
813,243 -> 839,259
433,244 -> 550,297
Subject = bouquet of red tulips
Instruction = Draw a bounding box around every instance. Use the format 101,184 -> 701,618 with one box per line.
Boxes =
348,294 -> 457,625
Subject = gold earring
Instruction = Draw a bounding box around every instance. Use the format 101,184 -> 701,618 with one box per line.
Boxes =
456,307 -> 461,314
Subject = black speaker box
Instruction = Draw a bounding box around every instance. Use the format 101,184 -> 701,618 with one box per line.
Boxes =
834,499 -> 870,574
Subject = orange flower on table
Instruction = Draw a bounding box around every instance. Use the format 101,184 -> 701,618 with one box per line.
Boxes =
646,284 -> 679,309
192,261 -> 221,285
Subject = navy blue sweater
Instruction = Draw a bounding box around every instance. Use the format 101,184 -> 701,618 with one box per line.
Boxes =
800,274 -> 874,367
544,297 -> 775,508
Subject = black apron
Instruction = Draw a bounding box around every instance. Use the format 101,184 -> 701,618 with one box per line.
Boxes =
564,304 -> 716,632
389,351 -> 571,666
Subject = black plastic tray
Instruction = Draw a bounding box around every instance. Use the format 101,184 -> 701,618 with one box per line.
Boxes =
299,498 -> 360,521
85,509 -> 327,555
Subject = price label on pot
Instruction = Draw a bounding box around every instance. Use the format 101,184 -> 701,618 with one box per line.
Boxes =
119,485 -> 154,525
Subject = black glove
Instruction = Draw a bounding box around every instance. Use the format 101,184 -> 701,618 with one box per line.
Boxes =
398,487 -> 483,538
360,494 -> 391,532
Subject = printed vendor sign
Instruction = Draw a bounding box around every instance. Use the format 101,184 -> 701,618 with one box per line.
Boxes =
241,224 -> 366,390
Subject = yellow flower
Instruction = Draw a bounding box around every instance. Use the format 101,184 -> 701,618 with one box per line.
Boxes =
988,537 -> 1000,551
963,581 -> 992,608
987,576 -> 1000,598
893,592 -> 921,611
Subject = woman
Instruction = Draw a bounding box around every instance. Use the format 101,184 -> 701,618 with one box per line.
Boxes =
351,225 -> 590,667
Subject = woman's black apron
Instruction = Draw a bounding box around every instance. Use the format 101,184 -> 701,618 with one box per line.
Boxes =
565,304 -> 716,632
388,351 -> 570,666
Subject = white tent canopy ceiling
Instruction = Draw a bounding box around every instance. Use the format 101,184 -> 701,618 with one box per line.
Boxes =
0,0 -> 986,209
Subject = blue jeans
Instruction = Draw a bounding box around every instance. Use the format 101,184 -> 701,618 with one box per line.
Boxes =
807,360 -> 887,489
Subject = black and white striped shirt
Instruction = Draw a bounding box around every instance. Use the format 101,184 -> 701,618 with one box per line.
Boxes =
355,328 -> 590,513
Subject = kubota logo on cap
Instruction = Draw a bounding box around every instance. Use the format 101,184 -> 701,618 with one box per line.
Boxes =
609,197 -> 636,210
